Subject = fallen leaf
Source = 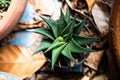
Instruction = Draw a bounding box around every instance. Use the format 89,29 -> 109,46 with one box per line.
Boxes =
92,2 -> 110,36
51,0 -> 62,20
97,0 -> 114,7
14,21 -> 45,31
84,50 -> 104,70
65,0 -> 87,13
29,0 -> 55,16
0,45 -> 46,79
85,0 -> 96,12
65,0 -> 78,10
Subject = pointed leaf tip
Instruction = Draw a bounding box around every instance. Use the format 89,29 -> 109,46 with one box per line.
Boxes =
65,6 -> 71,23
69,38 -> 91,53
27,28 -> 55,40
51,43 -> 67,69
40,16 -> 58,38
45,37 -> 64,53
62,44 -> 75,61
33,40 -> 52,55
73,17 -> 87,35
73,34 -> 98,45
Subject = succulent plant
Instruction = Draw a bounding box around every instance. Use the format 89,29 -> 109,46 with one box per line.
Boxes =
27,8 -> 98,69
0,0 -> 11,11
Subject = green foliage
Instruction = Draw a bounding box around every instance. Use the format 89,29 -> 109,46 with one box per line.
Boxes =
27,8 -> 98,69
0,0 -> 11,11
33,40 -> 52,54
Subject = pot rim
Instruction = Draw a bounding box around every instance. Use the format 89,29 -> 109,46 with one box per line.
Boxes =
0,0 -> 28,40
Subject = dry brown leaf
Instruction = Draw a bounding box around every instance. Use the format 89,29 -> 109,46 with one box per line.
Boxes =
13,21 -> 46,31
84,50 -> 104,70
81,74 -> 108,80
64,0 -> 95,13
85,0 -> 96,12
92,2 -> 110,36
65,0 -> 78,10
97,0 -> 113,7
29,0 -> 55,16
62,0 -> 89,25
65,0 -> 87,12
0,45 -> 46,79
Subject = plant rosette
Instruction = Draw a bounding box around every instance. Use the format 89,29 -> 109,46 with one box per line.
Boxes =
0,0 -> 10,20
27,8 -> 98,71
0,0 -> 10,11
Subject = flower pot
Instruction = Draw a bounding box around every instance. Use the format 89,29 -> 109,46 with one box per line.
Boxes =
0,0 -> 28,39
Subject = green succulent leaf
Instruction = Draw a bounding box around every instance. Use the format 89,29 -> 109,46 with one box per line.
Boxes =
63,32 -> 72,42
69,38 -> 91,53
73,34 -> 98,45
58,9 -> 67,35
73,17 -> 86,35
52,43 -> 67,69
45,37 -> 65,53
0,0 -> 10,10
40,16 -> 58,38
27,28 -> 55,40
61,18 -> 76,35
62,44 -> 75,61
33,40 -> 52,55
65,7 -> 70,23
